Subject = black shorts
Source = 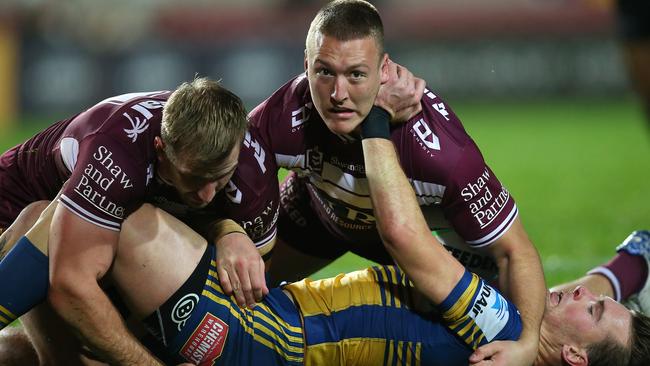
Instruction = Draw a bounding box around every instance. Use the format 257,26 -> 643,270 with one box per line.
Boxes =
618,0 -> 650,41
139,244 -> 212,364
277,171 -> 393,264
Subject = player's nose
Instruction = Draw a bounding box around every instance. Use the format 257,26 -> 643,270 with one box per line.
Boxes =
197,181 -> 218,204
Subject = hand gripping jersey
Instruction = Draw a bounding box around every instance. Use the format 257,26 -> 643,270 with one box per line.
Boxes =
221,74 -> 517,280
0,91 -> 171,231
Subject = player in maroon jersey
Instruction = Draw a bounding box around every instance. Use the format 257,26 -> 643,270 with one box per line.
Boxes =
0,78 -> 248,364
211,1 -> 545,366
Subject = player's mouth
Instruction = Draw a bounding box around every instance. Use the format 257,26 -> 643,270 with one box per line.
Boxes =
328,106 -> 355,119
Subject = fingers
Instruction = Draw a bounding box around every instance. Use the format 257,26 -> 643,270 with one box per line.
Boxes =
469,344 -> 497,363
235,260 -> 255,308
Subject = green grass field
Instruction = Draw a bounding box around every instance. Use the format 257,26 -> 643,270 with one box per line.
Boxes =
2,98 -> 649,288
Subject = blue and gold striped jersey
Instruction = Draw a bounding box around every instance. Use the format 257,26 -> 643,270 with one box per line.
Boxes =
286,265 -> 522,366
167,250 -> 304,366
166,250 -> 521,365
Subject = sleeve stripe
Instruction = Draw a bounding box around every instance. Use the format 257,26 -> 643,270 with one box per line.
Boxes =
59,195 -> 121,231
466,205 -> 518,247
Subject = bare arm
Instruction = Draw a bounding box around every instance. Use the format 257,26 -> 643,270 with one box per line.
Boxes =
362,136 -> 465,304
47,205 -> 163,365
471,219 -> 545,365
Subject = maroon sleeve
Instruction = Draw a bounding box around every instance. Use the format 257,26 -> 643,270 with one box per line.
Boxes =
443,142 -> 518,247
219,128 -> 280,250
59,133 -> 147,231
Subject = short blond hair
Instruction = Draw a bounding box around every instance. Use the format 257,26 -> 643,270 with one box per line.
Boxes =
306,0 -> 384,57
161,77 -> 247,178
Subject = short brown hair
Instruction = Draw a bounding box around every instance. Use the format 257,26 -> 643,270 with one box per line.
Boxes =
629,310 -> 650,366
306,0 -> 385,56
586,310 -> 650,366
161,77 -> 247,178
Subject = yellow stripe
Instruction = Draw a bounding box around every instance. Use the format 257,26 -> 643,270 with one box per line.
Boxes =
0,305 -> 16,319
415,342 -> 421,366
396,340 -> 404,364
0,315 -> 10,325
443,273 -> 480,322
206,279 -> 302,335
405,341 -> 412,366
386,339 -> 394,366
208,269 -> 218,278
201,288 -> 304,362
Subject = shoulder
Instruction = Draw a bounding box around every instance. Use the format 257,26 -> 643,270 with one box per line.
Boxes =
393,88 -> 476,183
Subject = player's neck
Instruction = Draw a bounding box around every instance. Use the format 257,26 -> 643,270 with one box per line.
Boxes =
535,324 -> 561,366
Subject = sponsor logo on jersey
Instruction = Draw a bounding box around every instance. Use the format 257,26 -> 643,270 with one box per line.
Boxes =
72,145 -> 135,219
123,100 -> 164,142
180,312 -> 229,364
461,168 -> 510,229
469,282 -> 510,341
291,102 -> 313,131
443,244 -> 499,279
412,119 -> 441,154
424,88 -> 450,121
172,293 -> 199,331
243,131 -> 267,173
240,200 -> 279,241
225,181 -> 242,204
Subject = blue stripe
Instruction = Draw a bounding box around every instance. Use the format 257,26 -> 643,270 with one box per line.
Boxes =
439,270 -> 475,313
302,304 -> 449,346
372,267 -> 388,306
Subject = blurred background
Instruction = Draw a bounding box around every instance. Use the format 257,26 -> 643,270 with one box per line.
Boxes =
0,0 -> 648,285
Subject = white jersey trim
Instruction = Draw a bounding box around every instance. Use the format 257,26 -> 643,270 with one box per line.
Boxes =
59,195 -> 121,231
59,137 -> 79,173
588,267 -> 622,302
466,205 -> 518,247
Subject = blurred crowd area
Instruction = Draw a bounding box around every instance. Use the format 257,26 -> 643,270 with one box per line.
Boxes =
0,0 -> 626,123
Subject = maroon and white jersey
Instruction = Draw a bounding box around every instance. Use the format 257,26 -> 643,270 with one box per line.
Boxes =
0,91 -> 170,231
227,74 -> 517,253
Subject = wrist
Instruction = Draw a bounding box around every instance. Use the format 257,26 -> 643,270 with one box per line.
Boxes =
211,219 -> 247,244
361,106 -> 391,139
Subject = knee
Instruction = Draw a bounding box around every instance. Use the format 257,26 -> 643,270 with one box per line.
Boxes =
0,326 -> 39,366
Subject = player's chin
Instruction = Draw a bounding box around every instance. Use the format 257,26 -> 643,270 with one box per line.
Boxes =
183,196 -> 210,208
323,116 -> 362,135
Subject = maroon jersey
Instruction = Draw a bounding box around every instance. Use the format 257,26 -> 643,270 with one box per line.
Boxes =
224,74 -> 517,253
0,91 -> 170,231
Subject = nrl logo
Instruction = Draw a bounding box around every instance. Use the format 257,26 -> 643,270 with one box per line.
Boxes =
306,147 -> 323,174
123,112 -> 150,142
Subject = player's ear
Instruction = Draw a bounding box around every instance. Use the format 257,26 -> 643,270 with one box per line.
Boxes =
380,53 -> 389,84
561,344 -> 588,366
304,49 -> 309,74
154,136 -> 166,160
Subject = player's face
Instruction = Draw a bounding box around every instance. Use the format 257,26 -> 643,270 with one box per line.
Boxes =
305,33 -> 387,135
545,286 -> 631,348
159,144 -> 240,208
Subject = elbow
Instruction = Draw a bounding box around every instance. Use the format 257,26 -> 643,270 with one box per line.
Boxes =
48,270 -> 90,313
377,216 -> 418,252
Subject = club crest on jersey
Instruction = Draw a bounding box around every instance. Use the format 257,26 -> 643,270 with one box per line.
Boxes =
122,99 -> 163,142
306,147 -> 323,174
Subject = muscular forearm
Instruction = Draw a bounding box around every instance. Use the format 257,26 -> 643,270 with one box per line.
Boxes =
495,226 -> 545,348
363,137 -> 464,303
49,281 -> 162,365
